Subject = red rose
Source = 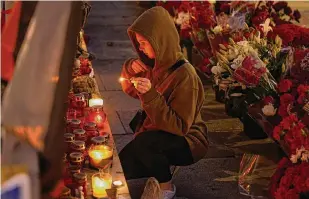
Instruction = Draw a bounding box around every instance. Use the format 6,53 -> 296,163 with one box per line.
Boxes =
277,105 -> 290,118
273,125 -> 282,141
278,79 -> 293,93
180,28 -> 191,39
280,93 -> 294,105
301,114 -> 309,126
285,188 -> 299,199
263,96 -> 274,105
297,84 -> 309,95
220,3 -> 230,14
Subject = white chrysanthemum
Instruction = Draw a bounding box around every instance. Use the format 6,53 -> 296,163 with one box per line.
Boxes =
211,64 -> 226,75
231,55 -> 245,69
213,25 -> 223,34
262,104 -> 277,116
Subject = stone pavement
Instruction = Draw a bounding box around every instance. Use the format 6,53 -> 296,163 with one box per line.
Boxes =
84,2 -> 282,199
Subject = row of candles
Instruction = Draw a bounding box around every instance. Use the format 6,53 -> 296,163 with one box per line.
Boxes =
62,89 -> 123,199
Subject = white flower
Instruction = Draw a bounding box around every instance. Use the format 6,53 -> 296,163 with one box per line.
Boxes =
227,48 -> 239,60
213,25 -> 223,34
231,55 -> 244,69
175,12 -> 190,27
290,154 -> 298,163
260,18 -> 273,36
211,64 -> 226,75
237,41 -> 249,46
290,146 -> 309,163
262,104 -> 277,116
75,59 -> 81,67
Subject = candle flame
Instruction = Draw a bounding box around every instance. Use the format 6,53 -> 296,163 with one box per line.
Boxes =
119,77 -> 129,82
113,180 -> 123,186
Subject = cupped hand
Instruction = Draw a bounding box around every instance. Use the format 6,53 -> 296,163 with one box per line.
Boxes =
131,77 -> 152,94
131,59 -> 148,74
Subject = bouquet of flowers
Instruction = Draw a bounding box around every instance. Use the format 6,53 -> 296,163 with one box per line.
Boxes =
269,157 -> 309,199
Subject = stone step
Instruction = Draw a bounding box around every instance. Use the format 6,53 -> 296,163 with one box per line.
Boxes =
86,15 -> 137,26
87,39 -> 136,60
84,25 -> 130,41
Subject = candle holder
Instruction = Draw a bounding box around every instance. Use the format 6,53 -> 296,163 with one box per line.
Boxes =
81,92 -> 90,107
87,105 -> 107,129
69,152 -> 84,167
64,133 -> 75,154
84,122 -> 99,147
92,172 -> 112,198
70,141 -> 86,156
73,129 -> 87,142
72,94 -> 87,117
69,119 -> 82,134
72,172 -> 87,197
88,143 -> 113,172
66,108 -> 77,120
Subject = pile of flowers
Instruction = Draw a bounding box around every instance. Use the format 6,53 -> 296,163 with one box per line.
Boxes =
269,157 -> 309,199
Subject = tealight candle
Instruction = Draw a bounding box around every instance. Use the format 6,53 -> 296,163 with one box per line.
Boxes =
113,180 -> 123,188
89,98 -> 104,107
88,145 -> 113,169
92,173 -> 112,198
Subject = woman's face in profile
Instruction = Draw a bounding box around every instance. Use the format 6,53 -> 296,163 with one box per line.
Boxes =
136,33 -> 155,59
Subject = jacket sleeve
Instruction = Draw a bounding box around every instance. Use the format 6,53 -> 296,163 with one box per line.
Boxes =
120,58 -> 148,99
139,76 -> 200,136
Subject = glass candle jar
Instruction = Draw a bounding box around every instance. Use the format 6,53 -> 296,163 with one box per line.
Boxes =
72,172 -> 87,197
87,105 -> 107,129
59,186 -> 71,199
66,108 -> 77,120
88,144 -> 113,170
91,136 -> 106,146
92,173 -> 112,198
68,164 -> 81,178
69,119 -> 82,134
84,122 -> 99,147
81,92 -> 90,107
73,94 -> 87,117
69,152 -> 84,167
73,129 -> 87,142
64,133 -> 75,154
70,141 -> 86,155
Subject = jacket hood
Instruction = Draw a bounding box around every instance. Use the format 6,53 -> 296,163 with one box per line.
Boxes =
127,6 -> 184,74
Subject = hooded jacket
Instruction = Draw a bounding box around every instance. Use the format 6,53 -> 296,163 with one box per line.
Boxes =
120,6 -> 208,162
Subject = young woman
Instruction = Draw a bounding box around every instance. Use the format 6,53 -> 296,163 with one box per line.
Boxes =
119,6 -> 208,199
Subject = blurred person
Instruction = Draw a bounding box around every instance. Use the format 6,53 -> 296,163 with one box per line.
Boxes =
119,6 -> 208,199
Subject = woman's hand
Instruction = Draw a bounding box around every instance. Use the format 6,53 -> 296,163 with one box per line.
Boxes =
131,77 -> 152,94
131,59 -> 148,74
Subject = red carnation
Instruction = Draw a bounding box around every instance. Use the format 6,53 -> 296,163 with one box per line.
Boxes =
278,79 -> 293,93
263,96 -> 274,105
220,3 -> 230,14
280,93 -> 294,105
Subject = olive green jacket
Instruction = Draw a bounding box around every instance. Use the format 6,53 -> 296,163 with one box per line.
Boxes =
120,6 -> 208,162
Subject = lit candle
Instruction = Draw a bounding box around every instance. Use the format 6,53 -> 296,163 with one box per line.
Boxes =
119,77 -> 129,82
113,180 -> 123,188
89,98 -> 104,107
88,145 -> 113,169
92,173 -> 112,198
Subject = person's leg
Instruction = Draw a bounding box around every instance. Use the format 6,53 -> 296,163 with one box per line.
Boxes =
133,131 -> 194,190
118,140 -> 151,180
